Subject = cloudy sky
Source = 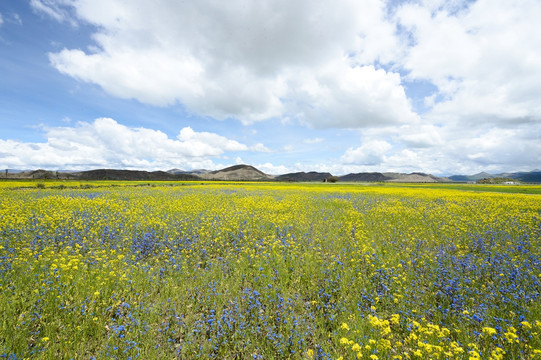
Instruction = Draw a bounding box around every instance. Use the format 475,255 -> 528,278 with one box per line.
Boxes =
1,0 -> 540,175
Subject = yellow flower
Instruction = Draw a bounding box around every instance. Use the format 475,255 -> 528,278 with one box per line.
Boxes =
306,349 -> 314,357
482,327 -> 497,336
520,321 -> 532,329
41,337 -> 50,342
341,322 -> 350,331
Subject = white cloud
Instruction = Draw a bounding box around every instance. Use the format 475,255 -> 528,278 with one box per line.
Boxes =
396,0 -> 541,125
176,126 -> 248,154
255,162 -> 290,175
334,120 -> 541,175
288,60 -> 419,128
0,13 -> 4,26
0,118 -> 267,170
27,0 -> 541,174
46,0 -> 415,127
341,139 -> 393,165
398,124 -> 444,148
30,0 -> 77,26
250,143 -> 272,152
304,137 -> 324,144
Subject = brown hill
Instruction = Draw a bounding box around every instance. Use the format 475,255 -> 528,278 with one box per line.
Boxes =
201,165 -> 274,181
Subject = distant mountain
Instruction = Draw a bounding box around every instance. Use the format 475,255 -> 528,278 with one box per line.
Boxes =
76,169 -> 200,181
4,166 -> 539,183
167,168 -> 210,175
509,171 -> 541,183
200,165 -> 274,181
448,175 -> 470,182
188,169 -> 210,175
384,172 -> 445,183
275,171 -> 332,182
338,172 -> 448,183
3,169 -> 68,179
339,172 -> 389,182
166,168 -> 186,174
449,170 -> 541,183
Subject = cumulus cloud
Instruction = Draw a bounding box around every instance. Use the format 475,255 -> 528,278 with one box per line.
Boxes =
335,120 -> 541,175
43,0 -> 415,127
341,139 -> 393,165
288,60 -> 419,128
255,162 -> 291,175
35,0 -> 541,130
28,0 -> 541,174
0,118 -> 267,170
395,0 -> 541,125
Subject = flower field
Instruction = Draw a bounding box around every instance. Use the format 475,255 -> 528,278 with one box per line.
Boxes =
1,182 -> 540,359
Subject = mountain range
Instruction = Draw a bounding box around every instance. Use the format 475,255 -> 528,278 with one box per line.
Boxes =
448,171 -> 541,183
1,166 -> 540,183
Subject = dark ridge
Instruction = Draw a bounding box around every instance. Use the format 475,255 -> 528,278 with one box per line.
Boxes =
339,172 -> 390,182
76,169 -> 200,181
511,171 -> 541,183
449,170 -> 541,183
448,175 -> 470,182
275,171 -> 332,182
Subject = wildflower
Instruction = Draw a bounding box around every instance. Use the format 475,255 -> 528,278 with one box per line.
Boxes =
490,347 -> 505,360
41,337 -> 50,342
341,322 -> 350,331
482,327 -> 497,336
504,329 -> 518,343
352,343 -> 361,352
306,349 -> 314,357
520,321 -> 532,329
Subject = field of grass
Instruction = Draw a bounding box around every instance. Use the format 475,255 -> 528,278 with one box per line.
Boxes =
1,181 -> 540,359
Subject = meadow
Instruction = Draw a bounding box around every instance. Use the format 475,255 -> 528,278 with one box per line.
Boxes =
0,181 -> 540,359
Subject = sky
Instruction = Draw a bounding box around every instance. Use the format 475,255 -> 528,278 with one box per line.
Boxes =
0,0 -> 540,176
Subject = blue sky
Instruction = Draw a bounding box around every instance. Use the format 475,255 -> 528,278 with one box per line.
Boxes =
1,0 -> 540,175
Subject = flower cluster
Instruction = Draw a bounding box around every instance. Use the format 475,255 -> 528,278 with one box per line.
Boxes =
0,182 -> 539,358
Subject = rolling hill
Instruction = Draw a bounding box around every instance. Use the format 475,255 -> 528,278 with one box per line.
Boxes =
199,165 -> 274,181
